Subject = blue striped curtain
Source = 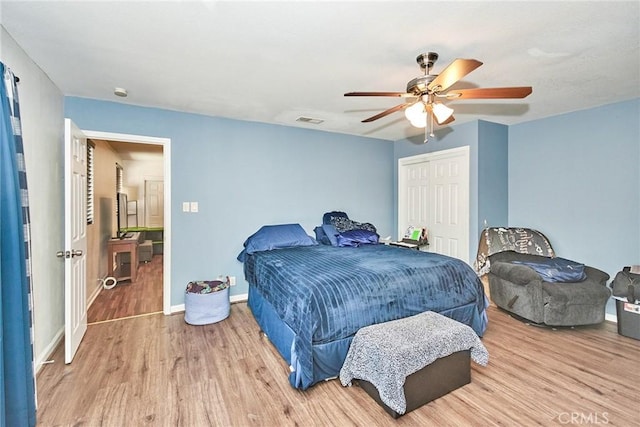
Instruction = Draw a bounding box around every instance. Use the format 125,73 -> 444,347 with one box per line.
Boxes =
0,63 -> 36,426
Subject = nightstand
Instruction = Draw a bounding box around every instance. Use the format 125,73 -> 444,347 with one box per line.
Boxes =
389,238 -> 429,250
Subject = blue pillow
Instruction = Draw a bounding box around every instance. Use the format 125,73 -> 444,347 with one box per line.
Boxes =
322,224 -> 339,246
314,226 -> 330,245
237,224 -> 317,262
336,229 -> 379,247
512,257 -> 586,282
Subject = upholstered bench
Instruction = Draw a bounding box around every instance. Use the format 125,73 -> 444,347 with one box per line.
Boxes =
340,311 -> 489,418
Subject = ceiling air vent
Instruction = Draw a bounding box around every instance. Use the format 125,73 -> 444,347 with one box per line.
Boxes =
296,116 -> 324,125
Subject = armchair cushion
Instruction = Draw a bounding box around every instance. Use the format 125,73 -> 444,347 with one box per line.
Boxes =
490,260 -> 541,286
487,250 -> 610,326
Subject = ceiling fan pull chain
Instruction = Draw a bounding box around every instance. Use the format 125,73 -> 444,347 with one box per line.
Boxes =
429,113 -> 435,139
424,120 -> 429,144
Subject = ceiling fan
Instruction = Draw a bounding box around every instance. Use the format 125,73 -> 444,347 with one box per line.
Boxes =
344,52 -> 532,142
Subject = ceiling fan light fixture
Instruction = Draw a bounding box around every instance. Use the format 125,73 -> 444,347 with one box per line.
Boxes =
409,114 -> 427,128
404,102 -> 426,127
432,102 -> 454,124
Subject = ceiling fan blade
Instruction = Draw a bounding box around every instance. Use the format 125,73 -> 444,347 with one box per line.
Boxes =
427,58 -> 483,93
440,114 -> 455,125
444,86 -> 533,99
345,91 -> 415,97
361,103 -> 410,123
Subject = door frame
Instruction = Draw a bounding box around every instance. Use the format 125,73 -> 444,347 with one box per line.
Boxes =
398,146 -> 470,262
82,129 -> 172,315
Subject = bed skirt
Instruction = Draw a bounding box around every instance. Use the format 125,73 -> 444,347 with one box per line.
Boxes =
248,286 -> 487,389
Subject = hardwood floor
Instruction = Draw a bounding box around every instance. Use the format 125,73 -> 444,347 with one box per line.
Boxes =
88,255 -> 163,324
36,304 -> 639,426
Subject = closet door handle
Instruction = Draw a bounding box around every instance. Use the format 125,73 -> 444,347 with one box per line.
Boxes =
71,249 -> 83,257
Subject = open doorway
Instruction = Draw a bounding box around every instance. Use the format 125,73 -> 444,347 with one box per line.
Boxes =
82,131 -> 171,323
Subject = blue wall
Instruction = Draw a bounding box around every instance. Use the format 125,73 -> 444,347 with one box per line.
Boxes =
65,97 -> 393,306
478,121 -> 509,230
509,99 -> 640,313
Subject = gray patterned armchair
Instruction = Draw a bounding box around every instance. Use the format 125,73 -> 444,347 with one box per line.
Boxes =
476,228 -> 610,326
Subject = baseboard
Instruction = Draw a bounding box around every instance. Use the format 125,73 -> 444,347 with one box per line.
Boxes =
35,326 -> 64,374
231,293 -> 248,304
87,279 -> 104,308
170,303 -> 185,314
170,292 -> 248,314
605,312 -> 618,323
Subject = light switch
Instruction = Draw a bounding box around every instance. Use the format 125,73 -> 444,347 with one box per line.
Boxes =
182,202 -> 190,212
190,202 -> 199,213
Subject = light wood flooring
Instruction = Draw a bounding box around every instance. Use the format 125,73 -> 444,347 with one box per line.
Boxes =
36,300 -> 639,426
88,255 -> 163,324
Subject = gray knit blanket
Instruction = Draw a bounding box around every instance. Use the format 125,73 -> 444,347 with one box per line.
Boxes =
339,311 -> 489,414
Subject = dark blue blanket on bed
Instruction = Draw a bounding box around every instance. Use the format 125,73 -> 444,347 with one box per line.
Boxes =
243,244 -> 487,389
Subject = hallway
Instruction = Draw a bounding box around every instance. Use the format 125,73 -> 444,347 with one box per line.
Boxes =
88,255 -> 163,324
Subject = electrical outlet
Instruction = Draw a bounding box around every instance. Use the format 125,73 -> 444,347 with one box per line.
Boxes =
182,202 -> 190,212
228,276 -> 236,286
190,201 -> 198,213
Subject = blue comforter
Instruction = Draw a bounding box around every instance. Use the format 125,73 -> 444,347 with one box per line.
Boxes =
243,244 -> 487,389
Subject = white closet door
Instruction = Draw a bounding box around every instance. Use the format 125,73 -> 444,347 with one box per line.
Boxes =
403,161 -> 429,235
428,150 -> 469,263
398,146 -> 469,263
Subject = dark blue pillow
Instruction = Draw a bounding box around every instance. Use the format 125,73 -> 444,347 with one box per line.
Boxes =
322,224 -> 339,246
336,229 -> 379,247
314,226 -> 330,245
237,224 -> 317,262
512,257 -> 586,282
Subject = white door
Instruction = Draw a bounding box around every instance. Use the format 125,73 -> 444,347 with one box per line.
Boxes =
400,162 -> 429,239
428,150 -> 469,262
145,180 -> 164,228
63,119 -> 88,364
398,146 -> 470,262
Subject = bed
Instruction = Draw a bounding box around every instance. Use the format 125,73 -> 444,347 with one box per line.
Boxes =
238,223 -> 488,390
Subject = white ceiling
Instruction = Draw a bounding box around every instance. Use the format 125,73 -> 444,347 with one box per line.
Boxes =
1,1 -> 638,142
103,139 -> 163,160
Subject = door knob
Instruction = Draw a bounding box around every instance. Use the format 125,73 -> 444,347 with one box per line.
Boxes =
57,250 -> 83,258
